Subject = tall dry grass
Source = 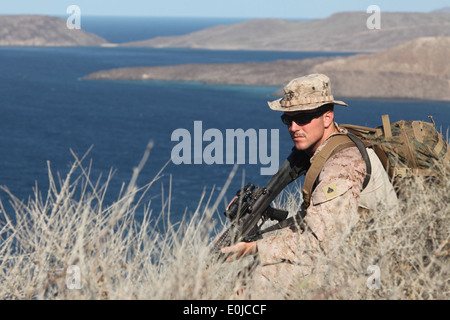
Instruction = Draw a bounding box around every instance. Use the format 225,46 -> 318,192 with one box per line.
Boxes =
0,142 -> 448,300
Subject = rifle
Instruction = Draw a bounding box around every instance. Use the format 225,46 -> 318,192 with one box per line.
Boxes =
210,148 -> 310,263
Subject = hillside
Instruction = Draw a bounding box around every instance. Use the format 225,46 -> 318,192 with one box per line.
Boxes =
83,56 -> 333,86
122,12 -> 450,52
313,37 -> 450,100
432,6 -> 450,13
0,15 -> 109,46
84,37 -> 450,101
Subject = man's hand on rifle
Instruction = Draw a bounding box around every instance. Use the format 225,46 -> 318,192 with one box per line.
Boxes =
221,241 -> 257,262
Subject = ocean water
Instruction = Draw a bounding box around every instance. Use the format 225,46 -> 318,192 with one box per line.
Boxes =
80,16 -> 310,44
0,17 -> 449,223
81,16 -> 253,43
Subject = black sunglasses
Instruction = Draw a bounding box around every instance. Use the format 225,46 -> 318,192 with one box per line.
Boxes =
280,110 -> 325,126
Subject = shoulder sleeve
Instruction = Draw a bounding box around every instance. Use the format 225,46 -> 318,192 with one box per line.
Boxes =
305,146 -> 366,244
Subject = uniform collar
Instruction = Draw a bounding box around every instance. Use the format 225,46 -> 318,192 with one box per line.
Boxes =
309,122 -> 348,163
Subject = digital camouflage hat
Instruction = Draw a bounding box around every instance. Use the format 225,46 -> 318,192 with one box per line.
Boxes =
267,74 -> 348,112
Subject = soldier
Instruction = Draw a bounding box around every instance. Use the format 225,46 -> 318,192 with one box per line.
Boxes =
221,74 -> 398,298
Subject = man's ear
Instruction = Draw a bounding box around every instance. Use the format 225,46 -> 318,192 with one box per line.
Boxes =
323,110 -> 334,128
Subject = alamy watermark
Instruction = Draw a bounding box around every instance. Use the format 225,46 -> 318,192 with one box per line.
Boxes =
171,121 -> 279,175
66,265 -> 81,290
66,5 -> 81,30
366,5 -> 381,30
366,265 -> 381,290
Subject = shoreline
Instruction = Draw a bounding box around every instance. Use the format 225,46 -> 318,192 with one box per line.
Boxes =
82,36 -> 450,103
83,77 -> 450,104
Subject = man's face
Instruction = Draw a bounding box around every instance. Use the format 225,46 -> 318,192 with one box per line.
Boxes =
282,109 -> 333,154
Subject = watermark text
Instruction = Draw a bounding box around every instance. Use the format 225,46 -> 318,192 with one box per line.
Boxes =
66,265 -> 81,289
171,121 -> 279,175
366,265 -> 381,290
366,5 -> 381,29
66,5 -> 81,30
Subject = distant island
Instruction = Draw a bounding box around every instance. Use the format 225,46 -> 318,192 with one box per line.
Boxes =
121,11 -> 450,52
0,15 -> 108,46
84,37 -> 450,101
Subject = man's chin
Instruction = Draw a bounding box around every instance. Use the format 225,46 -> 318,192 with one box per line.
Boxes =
293,141 -> 314,154
293,142 -> 307,151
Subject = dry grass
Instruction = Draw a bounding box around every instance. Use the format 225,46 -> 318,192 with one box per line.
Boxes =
286,171 -> 449,300
0,143 -> 448,300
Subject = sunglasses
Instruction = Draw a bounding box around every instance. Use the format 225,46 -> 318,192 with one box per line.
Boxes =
280,110 -> 325,126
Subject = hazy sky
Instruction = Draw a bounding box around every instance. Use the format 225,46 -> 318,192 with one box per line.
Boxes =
1,0 -> 449,19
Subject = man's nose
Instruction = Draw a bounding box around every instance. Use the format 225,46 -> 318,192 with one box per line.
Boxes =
288,121 -> 301,132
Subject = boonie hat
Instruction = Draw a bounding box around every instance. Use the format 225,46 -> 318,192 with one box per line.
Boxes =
267,73 -> 348,112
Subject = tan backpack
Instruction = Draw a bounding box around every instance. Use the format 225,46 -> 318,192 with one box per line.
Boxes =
341,115 -> 450,181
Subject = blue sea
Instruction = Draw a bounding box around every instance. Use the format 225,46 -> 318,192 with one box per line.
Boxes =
1,16 -> 449,222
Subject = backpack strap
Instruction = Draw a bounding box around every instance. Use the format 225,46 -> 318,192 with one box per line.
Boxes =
347,133 -> 372,189
302,133 -> 371,209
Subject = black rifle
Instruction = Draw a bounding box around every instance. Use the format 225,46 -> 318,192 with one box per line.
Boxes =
210,149 -> 309,263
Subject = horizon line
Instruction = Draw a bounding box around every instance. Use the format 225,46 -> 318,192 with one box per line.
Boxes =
0,9 -> 446,20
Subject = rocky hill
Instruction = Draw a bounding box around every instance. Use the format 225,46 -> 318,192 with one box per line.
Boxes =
84,37 -> 450,101
0,15 -> 108,46
121,12 -> 450,52
313,37 -> 450,100
432,6 -> 450,13
83,56 -> 333,86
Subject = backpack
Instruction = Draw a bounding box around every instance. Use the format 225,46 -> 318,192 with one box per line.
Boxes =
341,114 -> 450,183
